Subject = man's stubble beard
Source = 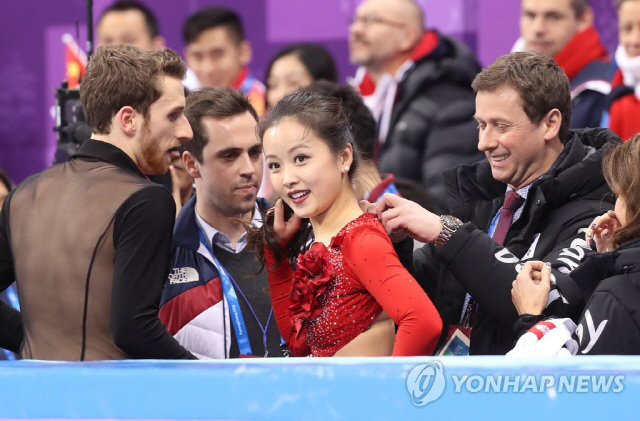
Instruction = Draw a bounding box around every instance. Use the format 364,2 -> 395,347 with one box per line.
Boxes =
139,125 -> 170,175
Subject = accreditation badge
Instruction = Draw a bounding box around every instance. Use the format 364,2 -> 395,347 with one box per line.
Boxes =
239,353 -> 261,358
437,325 -> 471,356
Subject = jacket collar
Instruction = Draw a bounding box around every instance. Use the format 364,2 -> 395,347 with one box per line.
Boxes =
554,26 -> 609,81
70,139 -> 147,179
355,31 -> 442,96
173,195 -> 201,251
173,195 -> 272,252
536,128 -> 617,206
571,237 -> 640,302
232,66 -> 249,90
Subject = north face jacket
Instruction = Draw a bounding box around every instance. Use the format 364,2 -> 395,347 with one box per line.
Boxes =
159,196 -> 273,359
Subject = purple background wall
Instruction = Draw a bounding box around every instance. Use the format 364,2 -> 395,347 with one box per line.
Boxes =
0,0 -> 617,184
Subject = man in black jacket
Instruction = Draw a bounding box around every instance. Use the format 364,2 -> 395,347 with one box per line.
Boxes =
349,0 -> 483,214
373,51 -> 619,355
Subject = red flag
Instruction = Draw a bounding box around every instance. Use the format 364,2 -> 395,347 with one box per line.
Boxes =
62,33 -> 87,89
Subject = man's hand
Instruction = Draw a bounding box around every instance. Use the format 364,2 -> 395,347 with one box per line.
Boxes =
360,198 -> 406,243
359,199 -> 376,214
511,261 -> 551,316
373,193 -> 442,243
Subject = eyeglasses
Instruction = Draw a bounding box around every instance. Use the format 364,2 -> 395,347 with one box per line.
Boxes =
349,13 -> 405,28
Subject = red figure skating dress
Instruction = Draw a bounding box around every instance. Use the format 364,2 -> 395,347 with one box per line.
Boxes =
265,213 -> 442,357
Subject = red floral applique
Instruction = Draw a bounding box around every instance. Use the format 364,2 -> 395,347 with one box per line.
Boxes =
287,242 -> 332,340
330,231 -> 346,249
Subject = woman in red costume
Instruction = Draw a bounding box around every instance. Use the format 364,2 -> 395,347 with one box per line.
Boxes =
250,91 -> 441,357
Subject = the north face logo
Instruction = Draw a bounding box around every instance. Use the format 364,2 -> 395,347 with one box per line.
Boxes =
169,267 -> 199,284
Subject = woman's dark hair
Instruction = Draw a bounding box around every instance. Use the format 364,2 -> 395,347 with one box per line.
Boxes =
602,132 -> 640,248
265,43 -> 337,87
302,81 -> 376,162
248,91 -> 359,267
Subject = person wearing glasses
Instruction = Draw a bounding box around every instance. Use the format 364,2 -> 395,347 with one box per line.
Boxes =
348,0 -> 483,215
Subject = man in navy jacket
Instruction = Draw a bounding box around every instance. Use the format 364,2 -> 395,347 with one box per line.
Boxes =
159,88 -> 282,359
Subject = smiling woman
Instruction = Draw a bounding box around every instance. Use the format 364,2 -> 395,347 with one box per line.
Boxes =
248,91 -> 442,357
264,43 -> 337,110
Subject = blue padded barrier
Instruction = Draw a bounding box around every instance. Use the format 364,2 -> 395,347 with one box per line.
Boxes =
0,356 -> 638,420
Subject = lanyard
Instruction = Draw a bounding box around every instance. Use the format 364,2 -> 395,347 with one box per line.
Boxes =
459,209 -> 501,325
240,74 -> 255,96
197,228 -> 273,357
5,285 -> 19,311
487,210 -> 500,238
2,285 -> 19,360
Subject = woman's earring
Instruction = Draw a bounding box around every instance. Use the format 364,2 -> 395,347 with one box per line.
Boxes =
344,165 -> 350,172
